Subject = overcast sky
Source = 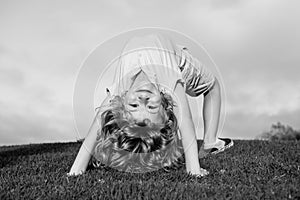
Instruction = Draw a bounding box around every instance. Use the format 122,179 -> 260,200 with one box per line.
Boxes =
0,0 -> 299,145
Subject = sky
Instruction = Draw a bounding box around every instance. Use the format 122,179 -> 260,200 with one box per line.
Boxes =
0,0 -> 299,145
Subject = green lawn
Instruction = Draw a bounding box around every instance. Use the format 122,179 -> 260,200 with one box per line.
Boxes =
0,140 -> 299,199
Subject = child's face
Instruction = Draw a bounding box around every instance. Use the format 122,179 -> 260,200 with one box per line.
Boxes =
124,82 -> 165,125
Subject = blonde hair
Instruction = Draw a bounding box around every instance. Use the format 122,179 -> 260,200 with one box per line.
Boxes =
92,92 -> 183,173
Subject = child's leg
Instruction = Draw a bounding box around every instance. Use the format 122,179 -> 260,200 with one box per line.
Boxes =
202,79 -> 222,146
200,79 -> 233,158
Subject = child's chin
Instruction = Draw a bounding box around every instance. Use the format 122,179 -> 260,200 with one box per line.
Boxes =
135,82 -> 158,91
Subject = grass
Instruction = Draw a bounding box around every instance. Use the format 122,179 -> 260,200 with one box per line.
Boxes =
0,140 -> 299,199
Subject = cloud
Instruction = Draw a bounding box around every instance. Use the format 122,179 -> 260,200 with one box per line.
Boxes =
0,48 -> 77,145
0,0 -> 299,145
184,0 -> 300,119
0,110 -> 75,146
0,67 -> 25,87
0,83 -> 76,145
223,108 -> 300,139
226,79 -> 300,115
210,0 -> 243,9
184,0 -> 300,80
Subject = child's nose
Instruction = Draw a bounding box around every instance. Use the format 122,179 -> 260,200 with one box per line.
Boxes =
138,96 -> 150,101
138,94 -> 150,101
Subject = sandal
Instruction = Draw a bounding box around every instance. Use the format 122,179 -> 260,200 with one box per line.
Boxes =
198,138 -> 234,159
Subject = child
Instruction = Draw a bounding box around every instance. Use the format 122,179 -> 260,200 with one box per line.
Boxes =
68,34 -> 233,177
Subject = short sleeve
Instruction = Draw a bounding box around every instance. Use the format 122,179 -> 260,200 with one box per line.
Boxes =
178,47 -> 215,97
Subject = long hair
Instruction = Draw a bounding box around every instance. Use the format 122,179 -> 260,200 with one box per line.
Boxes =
92,92 -> 183,173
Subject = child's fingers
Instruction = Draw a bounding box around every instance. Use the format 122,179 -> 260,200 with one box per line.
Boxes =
66,172 -> 73,176
196,168 -> 209,177
66,171 -> 84,177
188,168 -> 209,178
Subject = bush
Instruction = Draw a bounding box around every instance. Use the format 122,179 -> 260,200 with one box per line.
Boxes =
257,122 -> 300,141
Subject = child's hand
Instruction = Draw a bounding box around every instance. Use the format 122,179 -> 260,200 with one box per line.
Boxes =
189,168 -> 209,177
67,170 -> 84,177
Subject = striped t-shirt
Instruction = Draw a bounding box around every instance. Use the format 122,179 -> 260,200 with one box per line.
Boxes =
108,34 -> 215,99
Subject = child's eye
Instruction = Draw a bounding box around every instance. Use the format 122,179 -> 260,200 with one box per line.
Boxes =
148,106 -> 157,109
129,104 -> 138,108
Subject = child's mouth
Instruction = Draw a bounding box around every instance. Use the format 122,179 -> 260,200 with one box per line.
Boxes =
136,89 -> 153,94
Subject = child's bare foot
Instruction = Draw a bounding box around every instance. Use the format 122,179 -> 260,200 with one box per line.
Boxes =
199,138 -> 234,159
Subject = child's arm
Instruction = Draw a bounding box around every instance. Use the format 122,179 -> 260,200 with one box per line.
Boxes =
68,94 -> 111,176
174,82 -> 203,176
68,110 -> 100,176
